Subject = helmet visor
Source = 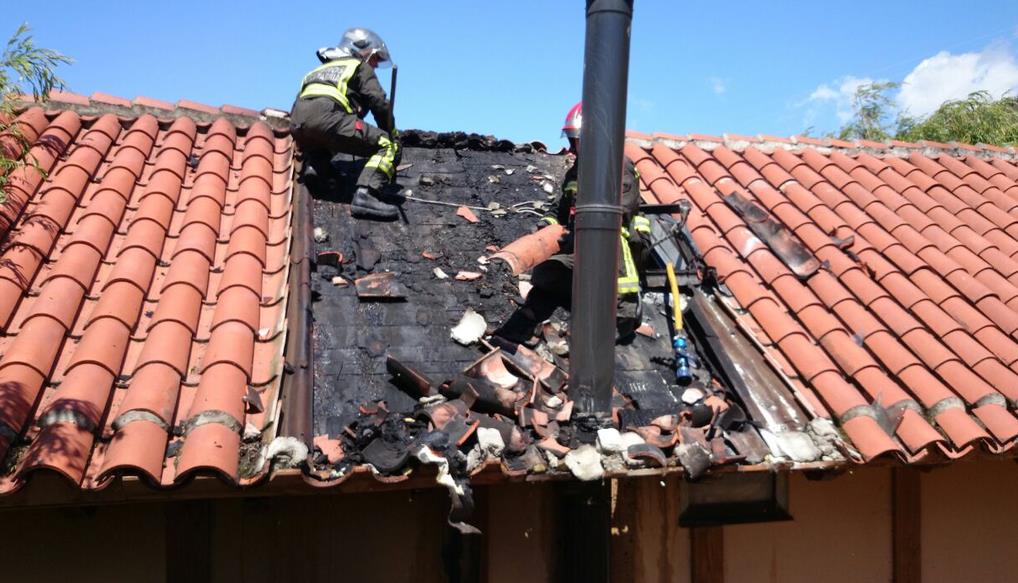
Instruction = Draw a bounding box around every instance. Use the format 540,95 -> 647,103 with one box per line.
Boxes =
370,44 -> 392,68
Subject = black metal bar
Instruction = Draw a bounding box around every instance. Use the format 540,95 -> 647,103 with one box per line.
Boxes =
570,0 -> 635,417
638,202 -> 687,215
389,64 -> 398,131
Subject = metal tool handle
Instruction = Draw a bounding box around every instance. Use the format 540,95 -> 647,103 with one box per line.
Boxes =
389,64 -> 398,132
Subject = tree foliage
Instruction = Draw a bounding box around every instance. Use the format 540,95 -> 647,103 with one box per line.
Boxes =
0,24 -> 71,197
837,81 -> 900,142
837,82 -> 1018,147
897,91 -> 1018,146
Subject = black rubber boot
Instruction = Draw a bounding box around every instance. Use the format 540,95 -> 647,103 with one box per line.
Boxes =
351,186 -> 399,221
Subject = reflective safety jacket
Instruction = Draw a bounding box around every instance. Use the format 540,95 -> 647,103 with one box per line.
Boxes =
297,57 -> 395,133
541,156 -> 650,296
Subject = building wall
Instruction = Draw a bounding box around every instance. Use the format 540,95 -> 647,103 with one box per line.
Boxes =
612,476 -> 692,583
0,461 -> 1016,582
724,468 -> 892,583
921,459 -> 1018,583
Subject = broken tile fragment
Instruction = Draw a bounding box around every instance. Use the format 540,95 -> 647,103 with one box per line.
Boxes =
313,436 -> 345,464
537,436 -> 571,457
331,276 -> 349,287
422,250 -> 440,260
626,443 -> 667,468
455,271 -> 483,281
317,250 -> 344,267
456,206 -> 480,223
433,268 -> 449,280
354,272 -> 406,300
386,356 -> 434,398
676,442 -> 711,480
635,322 -> 655,337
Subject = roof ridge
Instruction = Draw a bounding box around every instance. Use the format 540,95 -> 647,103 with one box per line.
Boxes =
624,130 -> 1018,161
16,90 -> 290,131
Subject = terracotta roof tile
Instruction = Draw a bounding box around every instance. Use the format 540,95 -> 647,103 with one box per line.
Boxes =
48,91 -> 90,107
222,104 -> 261,117
132,96 -> 175,111
0,95 -> 293,493
176,99 -> 220,115
89,92 -> 131,108
629,132 -> 1018,459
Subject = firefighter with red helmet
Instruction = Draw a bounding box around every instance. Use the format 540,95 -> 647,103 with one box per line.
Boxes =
497,102 -> 650,342
290,27 -> 401,220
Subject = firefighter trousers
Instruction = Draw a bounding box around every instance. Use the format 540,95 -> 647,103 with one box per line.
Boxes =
289,96 -> 397,192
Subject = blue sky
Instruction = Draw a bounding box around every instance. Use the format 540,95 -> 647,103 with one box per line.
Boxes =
6,1 -> 1018,145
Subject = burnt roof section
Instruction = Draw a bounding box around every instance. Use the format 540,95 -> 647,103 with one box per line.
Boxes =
300,138 -> 839,493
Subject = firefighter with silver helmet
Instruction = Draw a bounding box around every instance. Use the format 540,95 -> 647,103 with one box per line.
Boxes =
290,27 -> 401,220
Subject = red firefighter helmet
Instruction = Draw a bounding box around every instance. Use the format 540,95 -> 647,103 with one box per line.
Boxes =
562,102 -> 582,139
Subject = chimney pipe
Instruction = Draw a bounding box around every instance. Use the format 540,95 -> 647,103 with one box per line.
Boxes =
569,0 -> 634,417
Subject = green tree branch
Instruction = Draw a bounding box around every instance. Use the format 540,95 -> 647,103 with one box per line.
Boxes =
0,23 -> 72,199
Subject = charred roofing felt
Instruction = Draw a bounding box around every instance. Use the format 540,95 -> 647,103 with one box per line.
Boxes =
2,91 -> 1018,500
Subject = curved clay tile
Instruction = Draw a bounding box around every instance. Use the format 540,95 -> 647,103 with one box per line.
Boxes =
174,125 -> 271,482
707,145 -> 1011,449
18,117 -> 177,483
0,107 -> 49,160
101,121 -> 233,483
634,142 -> 902,460
490,224 -> 566,275
1,111 -> 81,228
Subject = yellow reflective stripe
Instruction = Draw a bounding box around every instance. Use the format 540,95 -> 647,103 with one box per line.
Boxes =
540,216 -> 559,225
617,232 -> 640,294
365,134 -> 397,178
564,180 -> 578,195
631,215 -> 651,234
365,157 -> 395,176
298,58 -> 359,113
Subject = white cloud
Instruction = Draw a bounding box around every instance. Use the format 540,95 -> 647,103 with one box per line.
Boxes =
806,75 -> 876,123
897,44 -> 1018,116
708,76 -> 727,95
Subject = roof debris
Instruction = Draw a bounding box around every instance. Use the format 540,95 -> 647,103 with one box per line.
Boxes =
354,272 -> 407,300
450,309 -> 487,345
457,206 -> 480,223
722,189 -> 821,279
455,271 -> 483,281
